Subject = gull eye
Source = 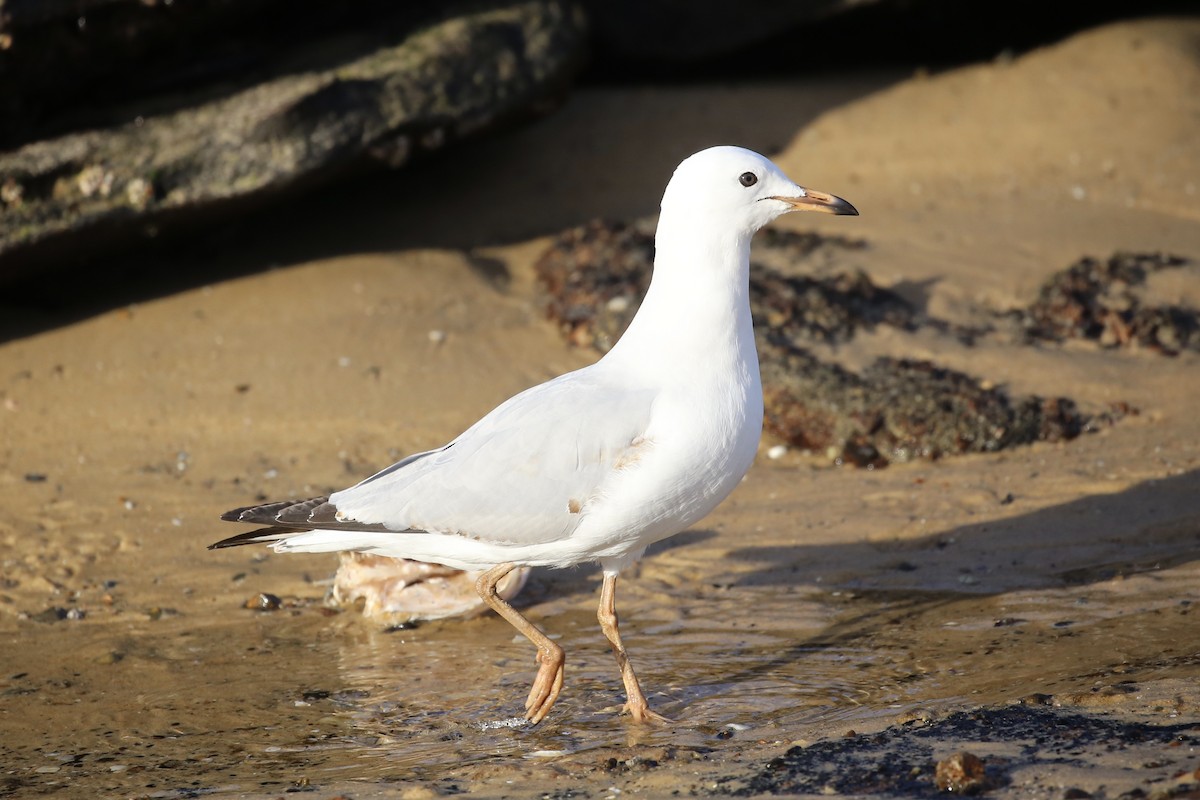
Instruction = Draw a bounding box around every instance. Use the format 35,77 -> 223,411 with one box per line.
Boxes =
739,172 -> 758,187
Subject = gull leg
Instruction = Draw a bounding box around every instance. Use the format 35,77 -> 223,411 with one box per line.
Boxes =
476,562 -> 564,724
597,572 -> 673,724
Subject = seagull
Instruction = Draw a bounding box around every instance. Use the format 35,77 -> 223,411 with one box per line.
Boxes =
211,145 -> 858,724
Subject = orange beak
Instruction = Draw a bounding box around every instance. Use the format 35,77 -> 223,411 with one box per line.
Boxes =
768,189 -> 858,216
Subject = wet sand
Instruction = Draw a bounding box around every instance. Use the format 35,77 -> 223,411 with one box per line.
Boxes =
3,17 -> 1200,799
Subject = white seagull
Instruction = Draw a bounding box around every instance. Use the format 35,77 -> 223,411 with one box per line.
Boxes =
212,145 -> 858,724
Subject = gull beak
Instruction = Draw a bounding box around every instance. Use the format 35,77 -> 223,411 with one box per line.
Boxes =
769,188 -> 859,216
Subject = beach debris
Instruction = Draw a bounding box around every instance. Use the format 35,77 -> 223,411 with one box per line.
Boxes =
327,553 -> 530,625
1012,252 -> 1198,355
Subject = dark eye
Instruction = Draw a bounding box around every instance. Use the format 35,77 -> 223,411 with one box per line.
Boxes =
739,172 -> 758,187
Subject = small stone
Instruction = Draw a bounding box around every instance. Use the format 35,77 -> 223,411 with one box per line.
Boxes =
31,607 -> 68,623
244,593 -> 282,611
605,295 -> 631,313
935,751 -> 988,793
398,787 -> 439,800
126,177 -> 154,209
0,177 -> 21,207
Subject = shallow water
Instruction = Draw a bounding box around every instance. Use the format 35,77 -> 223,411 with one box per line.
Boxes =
5,521 -> 1198,798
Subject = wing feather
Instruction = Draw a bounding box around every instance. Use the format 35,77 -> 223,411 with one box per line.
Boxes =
331,371 -> 654,545
215,369 -> 654,551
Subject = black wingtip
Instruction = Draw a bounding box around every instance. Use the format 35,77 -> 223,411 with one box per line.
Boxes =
208,526 -> 301,550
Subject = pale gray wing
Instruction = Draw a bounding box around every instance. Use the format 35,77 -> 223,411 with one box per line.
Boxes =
327,370 -> 656,545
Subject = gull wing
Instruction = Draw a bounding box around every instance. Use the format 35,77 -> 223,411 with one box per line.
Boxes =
215,369 -> 655,548
330,370 -> 655,545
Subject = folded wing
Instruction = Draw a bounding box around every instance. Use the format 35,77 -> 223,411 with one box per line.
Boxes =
213,370 -> 655,550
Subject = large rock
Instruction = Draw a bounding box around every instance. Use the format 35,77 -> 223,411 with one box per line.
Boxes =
580,0 -> 879,62
0,1 -> 587,280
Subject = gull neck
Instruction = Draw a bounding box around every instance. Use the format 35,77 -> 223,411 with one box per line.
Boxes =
603,213 -> 757,379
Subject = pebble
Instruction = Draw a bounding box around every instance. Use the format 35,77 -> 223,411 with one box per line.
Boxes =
934,751 -> 987,793
244,593 -> 282,611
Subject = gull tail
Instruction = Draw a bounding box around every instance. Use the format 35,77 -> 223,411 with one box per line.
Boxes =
213,494 -> 402,551
208,526 -> 307,550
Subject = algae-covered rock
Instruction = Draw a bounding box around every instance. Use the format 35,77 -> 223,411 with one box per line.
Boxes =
534,219 -> 1119,467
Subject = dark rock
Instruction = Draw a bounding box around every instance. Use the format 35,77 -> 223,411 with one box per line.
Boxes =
0,1 -> 587,280
581,0 -> 877,62
0,2 -> 449,148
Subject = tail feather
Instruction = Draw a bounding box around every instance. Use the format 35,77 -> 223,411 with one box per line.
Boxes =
214,495 -> 413,551
208,526 -> 307,550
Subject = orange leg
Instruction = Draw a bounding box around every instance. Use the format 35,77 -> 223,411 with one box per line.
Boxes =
475,562 -> 564,724
597,572 -> 673,723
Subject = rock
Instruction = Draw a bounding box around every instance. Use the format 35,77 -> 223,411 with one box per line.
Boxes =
0,0 -> 370,147
0,1 -> 587,281
934,750 -> 988,793
581,0 -> 878,62
244,592 -> 282,611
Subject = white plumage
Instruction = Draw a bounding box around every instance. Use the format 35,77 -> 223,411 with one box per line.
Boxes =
214,145 -> 858,724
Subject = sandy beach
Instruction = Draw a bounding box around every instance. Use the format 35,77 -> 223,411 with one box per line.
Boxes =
2,16 -> 1199,799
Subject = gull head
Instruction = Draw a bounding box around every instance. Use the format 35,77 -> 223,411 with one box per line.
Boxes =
661,146 -> 858,238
